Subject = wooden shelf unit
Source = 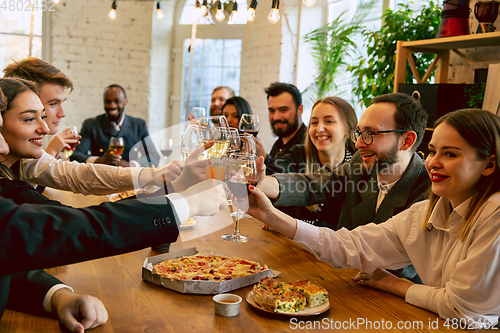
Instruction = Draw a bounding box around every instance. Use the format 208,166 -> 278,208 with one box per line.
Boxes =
394,32 -> 500,92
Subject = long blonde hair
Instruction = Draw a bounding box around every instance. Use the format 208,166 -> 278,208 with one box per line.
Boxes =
304,97 -> 357,173
423,109 -> 500,240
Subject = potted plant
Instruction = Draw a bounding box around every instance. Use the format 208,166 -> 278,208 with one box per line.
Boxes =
348,1 -> 442,107
302,1 -> 374,108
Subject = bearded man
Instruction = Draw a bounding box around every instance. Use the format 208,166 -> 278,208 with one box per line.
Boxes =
256,82 -> 307,171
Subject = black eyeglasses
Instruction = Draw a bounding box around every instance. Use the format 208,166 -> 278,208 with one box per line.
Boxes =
349,129 -> 408,145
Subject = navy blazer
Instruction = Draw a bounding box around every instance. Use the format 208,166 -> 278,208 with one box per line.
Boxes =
71,114 -> 160,167
0,178 -> 180,320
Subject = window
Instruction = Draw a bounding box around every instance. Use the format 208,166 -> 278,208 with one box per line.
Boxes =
182,38 -> 241,121
0,9 -> 42,70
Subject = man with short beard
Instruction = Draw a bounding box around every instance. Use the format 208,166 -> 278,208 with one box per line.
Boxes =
71,84 -> 160,167
257,82 -> 307,171
256,92 -> 430,283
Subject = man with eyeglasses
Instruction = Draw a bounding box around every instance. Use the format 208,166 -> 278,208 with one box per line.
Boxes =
256,92 -> 430,282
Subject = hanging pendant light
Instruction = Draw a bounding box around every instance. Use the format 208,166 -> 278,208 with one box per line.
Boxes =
229,1 -> 238,24
201,0 -> 209,17
156,2 -> 164,19
303,0 -> 315,7
268,0 -> 280,24
109,1 -> 117,20
247,0 -> 258,22
215,0 -> 225,22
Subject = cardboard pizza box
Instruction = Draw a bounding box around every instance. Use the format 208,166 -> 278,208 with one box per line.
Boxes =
142,247 -> 273,294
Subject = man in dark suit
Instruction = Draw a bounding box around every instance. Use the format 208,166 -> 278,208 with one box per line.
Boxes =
71,84 -> 160,167
257,92 -> 430,282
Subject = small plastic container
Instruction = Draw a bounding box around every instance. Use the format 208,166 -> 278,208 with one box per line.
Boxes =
213,294 -> 242,317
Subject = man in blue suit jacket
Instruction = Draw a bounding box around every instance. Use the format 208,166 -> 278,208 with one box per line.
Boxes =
71,84 -> 160,167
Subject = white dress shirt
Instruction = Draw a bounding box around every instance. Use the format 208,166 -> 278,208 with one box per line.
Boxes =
20,150 -> 143,195
293,193 -> 500,328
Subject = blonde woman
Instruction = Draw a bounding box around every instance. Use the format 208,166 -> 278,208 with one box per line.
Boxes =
267,96 -> 357,227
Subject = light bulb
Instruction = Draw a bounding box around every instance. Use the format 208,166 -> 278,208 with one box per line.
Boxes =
215,1 -> 225,22
201,0 -> 208,16
268,8 -> 279,23
268,0 -> 280,24
194,0 -> 205,18
228,1 -> 238,24
248,0 -> 258,22
215,8 -> 225,21
303,0 -> 315,6
54,0 -> 61,4
247,8 -> 256,22
156,2 -> 164,19
229,11 -> 238,23
109,1 -> 117,20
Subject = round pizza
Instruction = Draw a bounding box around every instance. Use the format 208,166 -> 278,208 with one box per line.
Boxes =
153,255 -> 268,281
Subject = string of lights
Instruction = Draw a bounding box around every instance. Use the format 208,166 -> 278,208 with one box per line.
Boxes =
106,0 -> 316,24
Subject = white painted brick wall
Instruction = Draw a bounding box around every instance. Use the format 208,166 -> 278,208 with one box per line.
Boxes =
50,0 -> 153,131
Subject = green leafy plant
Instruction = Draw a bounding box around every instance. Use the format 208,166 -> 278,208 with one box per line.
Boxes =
302,1 -> 374,107
464,82 -> 487,108
348,1 -> 442,107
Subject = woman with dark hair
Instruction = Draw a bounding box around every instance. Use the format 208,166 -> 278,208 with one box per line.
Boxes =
222,96 -> 253,129
246,108 -> 500,327
266,96 -> 358,228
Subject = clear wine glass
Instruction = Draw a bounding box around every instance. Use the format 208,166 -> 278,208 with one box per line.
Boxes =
227,128 -> 241,155
239,133 -> 258,156
62,126 -> 79,159
191,106 -> 206,119
180,124 -> 200,161
238,114 -> 260,137
222,153 -> 257,243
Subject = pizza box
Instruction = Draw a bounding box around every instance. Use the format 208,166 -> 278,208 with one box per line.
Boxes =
142,247 -> 273,294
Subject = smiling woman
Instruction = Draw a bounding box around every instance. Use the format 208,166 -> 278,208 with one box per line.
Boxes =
0,78 -> 49,173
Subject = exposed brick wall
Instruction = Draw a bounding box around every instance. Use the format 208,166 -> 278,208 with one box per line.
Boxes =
50,0 -> 154,131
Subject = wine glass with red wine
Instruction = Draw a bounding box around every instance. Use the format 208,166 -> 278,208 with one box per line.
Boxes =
238,114 -> 259,137
160,138 -> 174,159
222,153 -> 257,242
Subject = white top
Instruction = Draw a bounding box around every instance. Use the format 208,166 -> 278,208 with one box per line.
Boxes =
293,193 -> 500,328
20,151 -> 143,195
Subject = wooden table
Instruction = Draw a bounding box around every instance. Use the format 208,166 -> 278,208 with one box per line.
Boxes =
1,217 -> 460,332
